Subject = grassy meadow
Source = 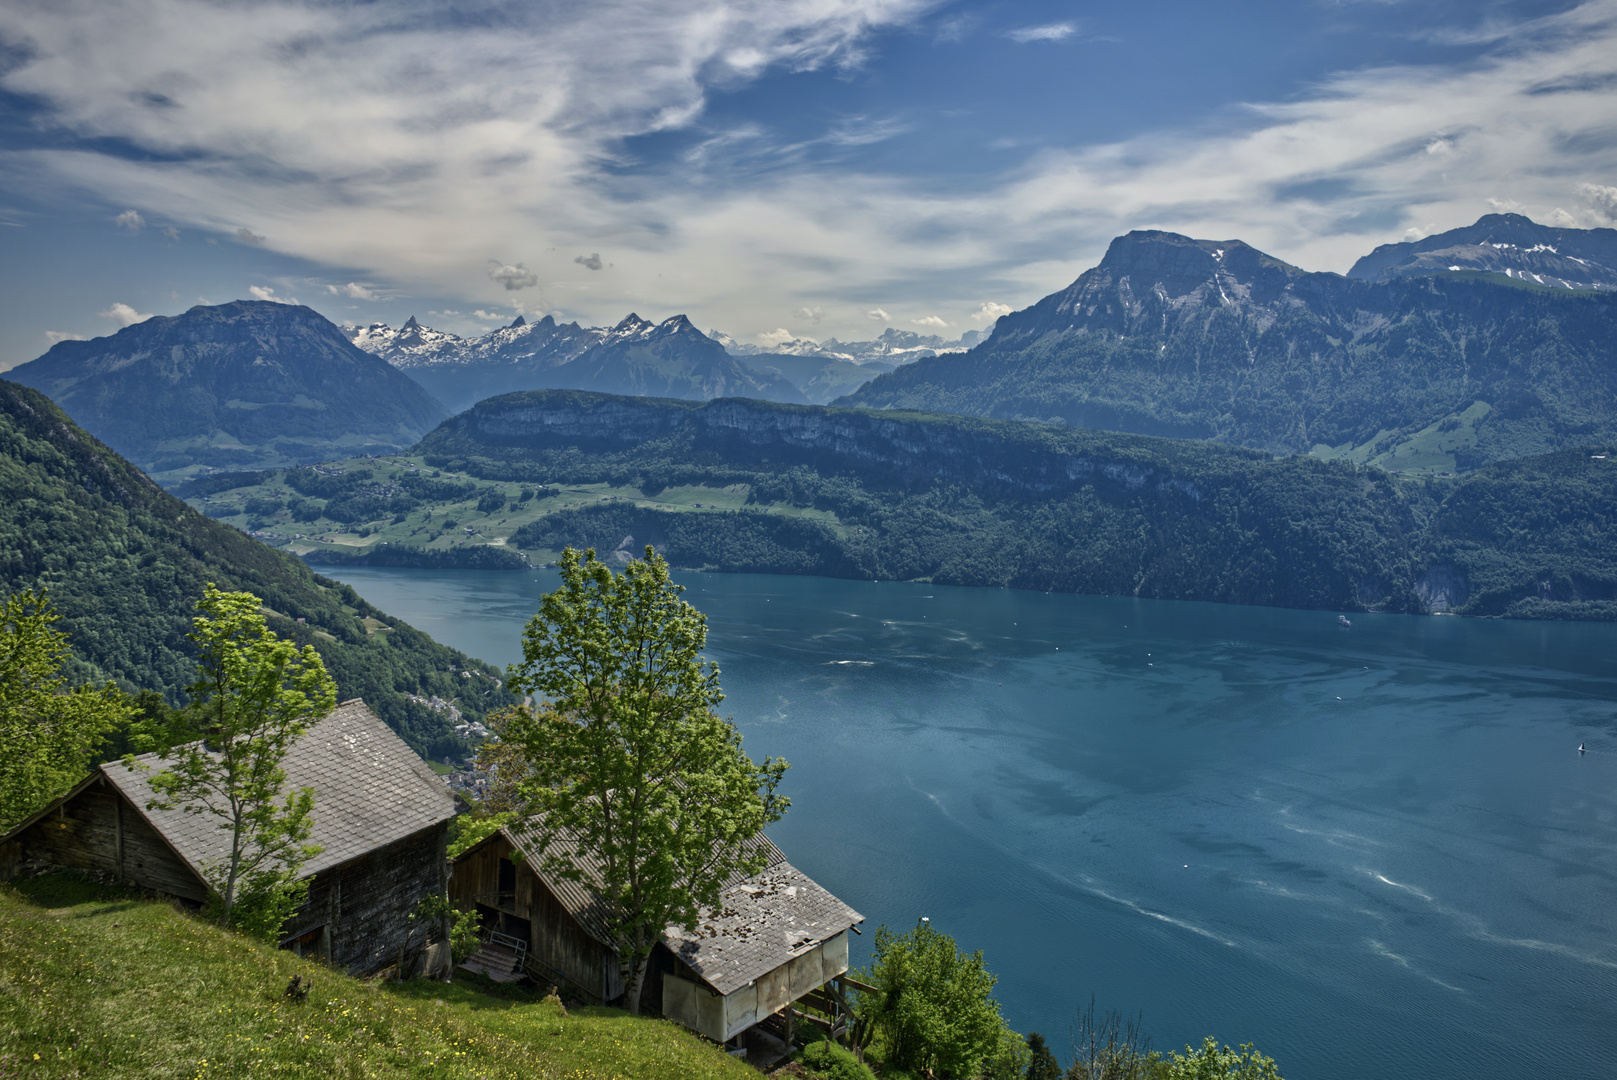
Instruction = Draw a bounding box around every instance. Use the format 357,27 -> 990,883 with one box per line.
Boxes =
0,872 -> 759,1080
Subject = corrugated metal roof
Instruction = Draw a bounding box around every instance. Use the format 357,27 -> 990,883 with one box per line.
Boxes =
103,699 -> 457,883
500,814 -> 861,994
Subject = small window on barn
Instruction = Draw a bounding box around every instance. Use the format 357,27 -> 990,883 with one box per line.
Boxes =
498,855 -> 516,897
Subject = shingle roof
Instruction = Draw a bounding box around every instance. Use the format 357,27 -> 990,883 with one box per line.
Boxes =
500,815 -> 861,995
662,861 -> 864,995
103,699 -> 456,883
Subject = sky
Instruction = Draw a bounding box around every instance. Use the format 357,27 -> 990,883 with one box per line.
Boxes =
2,0 -> 1616,370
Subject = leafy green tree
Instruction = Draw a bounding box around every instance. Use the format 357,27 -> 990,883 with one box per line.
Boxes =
503,545 -> 789,1013
139,585 -> 336,931
1027,1032 -> 1062,1080
0,588 -> 130,831
1156,1039 -> 1283,1080
854,919 -> 1019,1079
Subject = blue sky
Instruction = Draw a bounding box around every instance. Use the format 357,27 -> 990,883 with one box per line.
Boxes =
2,0 -> 1615,369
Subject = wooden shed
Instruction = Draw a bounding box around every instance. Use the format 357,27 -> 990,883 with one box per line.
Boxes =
0,699 -> 458,975
450,816 -> 864,1044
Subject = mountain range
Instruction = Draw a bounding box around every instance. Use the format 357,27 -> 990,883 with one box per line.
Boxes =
5,300 -> 447,479
348,315 -> 942,408
348,312 -> 801,412
708,325 -> 987,364
840,214 -> 1617,472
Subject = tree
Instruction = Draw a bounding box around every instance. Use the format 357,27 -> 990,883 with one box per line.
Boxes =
0,588 -> 130,831
139,585 -> 336,931
1156,1039 -> 1283,1080
503,546 -> 788,1013
1027,1032 -> 1062,1080
854,919 -> 1019,1079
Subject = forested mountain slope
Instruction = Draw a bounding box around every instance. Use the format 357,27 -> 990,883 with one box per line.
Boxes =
839,219 -> 1617,471
0,379 -> 514,757
5,301 -> 447,480
407,390 -> 1617,621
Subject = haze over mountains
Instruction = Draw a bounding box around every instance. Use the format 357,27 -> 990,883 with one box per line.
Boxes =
842,214 -> 1617,473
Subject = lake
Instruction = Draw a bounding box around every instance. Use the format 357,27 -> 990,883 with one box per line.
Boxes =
324,565 -> 1617,1079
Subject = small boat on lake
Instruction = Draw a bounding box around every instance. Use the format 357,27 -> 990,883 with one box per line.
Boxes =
1338,615 -> 1353,628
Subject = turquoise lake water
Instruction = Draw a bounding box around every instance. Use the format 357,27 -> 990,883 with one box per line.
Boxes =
324,566 -> 1617,1078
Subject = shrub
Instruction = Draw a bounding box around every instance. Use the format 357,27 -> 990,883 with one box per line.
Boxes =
799,1038 -> 876,1080
854,920 -> 1017,1079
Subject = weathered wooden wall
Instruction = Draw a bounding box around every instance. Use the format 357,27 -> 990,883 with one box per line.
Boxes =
2,775 -> 205,902
449,833 -> 620,1003
286,822 -> 449,976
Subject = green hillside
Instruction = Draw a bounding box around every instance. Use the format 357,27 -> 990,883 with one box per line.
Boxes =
1,871 -> 756,1080
184,391 -> 1617,620
0,379 -> 517,758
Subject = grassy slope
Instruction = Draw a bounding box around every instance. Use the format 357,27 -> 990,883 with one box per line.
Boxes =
0,872 -> 756,1080
0,379 -> 517,759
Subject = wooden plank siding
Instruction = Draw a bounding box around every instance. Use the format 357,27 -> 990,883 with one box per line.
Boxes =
283,822 -> 450,976
3,774 -> 206,901
3,773 -> 450,978
449,833 -> 621,1004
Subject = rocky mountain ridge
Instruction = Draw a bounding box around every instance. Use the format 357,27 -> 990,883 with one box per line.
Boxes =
709,325 -> 986,364
839,216 -> 1617,471
6,300 -> 447,480
1348,213 -> 1617,291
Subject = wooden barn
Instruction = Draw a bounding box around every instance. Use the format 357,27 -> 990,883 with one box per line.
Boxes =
0,699 -> 458,975
451,816 -> 864,1045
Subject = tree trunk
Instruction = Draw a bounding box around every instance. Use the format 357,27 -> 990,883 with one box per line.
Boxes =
622,933 -> 653,1014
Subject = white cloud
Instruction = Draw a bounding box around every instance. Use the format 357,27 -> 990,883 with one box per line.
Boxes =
6,0 -> 1617,342
1580,183 -> 1617,223
757,327 -> 796,345
44,330 -> 84,344
99,301 -> 151,325
113,208 -> 144,230
912,314 -> 948,327
1007,22 -> 1077,44
248,285 -> 294,303
472,309 -> 504,320
574,252 -> 603,271
235,227 -> 266,245
972,301 -> 1012,323
793,306 -> 824,323
162,225 -> 179,240
866,308 -> 890,322
325,281 -> 379,300
489,262 -> 540,290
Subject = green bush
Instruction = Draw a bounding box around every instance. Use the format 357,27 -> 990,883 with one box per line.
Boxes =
799,1038 -> 877,1080
854,920 -> 1019,1080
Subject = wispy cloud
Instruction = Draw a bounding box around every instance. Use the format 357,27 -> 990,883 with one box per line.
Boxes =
4,0 -> 1617,341
113,208 -> 144,230
1007,22 -> 1077,44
